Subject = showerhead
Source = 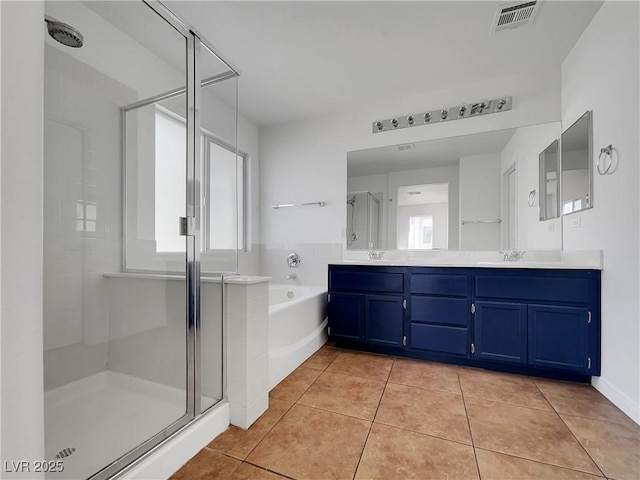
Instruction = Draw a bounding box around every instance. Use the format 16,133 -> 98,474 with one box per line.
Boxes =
45,15 -> 83,48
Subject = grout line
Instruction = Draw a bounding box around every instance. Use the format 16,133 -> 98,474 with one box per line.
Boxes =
458,369 -> 482,480
532,381 -> 607,478
351,358 -> 393,480
473,447 -> 608,478
556,411 -> 608,478
241,459 -> 297,480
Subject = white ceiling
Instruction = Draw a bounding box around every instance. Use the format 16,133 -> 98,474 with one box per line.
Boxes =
347,127 -> 518,177
166,1 -> 602,127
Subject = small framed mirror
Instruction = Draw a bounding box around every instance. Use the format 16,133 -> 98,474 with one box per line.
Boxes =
539,139 -> 560,220
561,111 -> 593,215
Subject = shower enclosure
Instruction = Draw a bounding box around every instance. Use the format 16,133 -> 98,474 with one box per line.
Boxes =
42,2 -> 239,478
346,191 -> 381,250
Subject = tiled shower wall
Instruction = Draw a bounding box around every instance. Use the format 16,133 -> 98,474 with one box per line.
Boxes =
44,45 -> 133,389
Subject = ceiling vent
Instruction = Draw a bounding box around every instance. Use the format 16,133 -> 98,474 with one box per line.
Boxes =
490,1 -> 540,33
397,143 -> 415,152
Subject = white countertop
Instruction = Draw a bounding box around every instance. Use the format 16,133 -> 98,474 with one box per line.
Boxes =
103,273 -> 272,284
337,250 -> 603,270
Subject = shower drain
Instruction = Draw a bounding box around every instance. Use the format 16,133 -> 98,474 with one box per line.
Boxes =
54,447 -> 76,459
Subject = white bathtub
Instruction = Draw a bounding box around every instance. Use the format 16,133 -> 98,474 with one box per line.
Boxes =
268,284 -> 328,389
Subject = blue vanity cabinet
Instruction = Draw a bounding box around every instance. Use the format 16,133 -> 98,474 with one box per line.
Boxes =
328,266 -> 405,347
472,268 -> 601,376
408,268 -> 471,356
528,304 -> 591,372
328,264 -> 601,380
327,292 -> 364,341
474,301 -> 527,363
365,294 -> 405,347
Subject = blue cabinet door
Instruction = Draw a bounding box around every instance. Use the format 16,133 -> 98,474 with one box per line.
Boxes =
528,304 -> 590,373
365,295 -> 404,347
474,301 -> 527,364
328,292 -> 364,341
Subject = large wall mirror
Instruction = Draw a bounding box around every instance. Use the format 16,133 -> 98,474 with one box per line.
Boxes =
346,122 -> 563,251
539,139 -> 560,220
561,110 -> 593,215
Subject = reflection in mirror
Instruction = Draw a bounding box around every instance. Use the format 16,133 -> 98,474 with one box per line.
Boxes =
347,122 -> 563,251
346,191 -> 381,249
539,139 -> 560,220
397,183 -> 448,250
561,111 -> 593,215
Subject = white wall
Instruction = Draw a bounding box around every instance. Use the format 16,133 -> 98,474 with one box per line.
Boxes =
259,69 -> 561,283
500,122 -> 562,250
459,154 -> 501,250
0,1 -> 46,475
561,1 -> 640,423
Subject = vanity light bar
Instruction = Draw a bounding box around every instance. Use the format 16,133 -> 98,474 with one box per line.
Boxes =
372,96 -> 513,134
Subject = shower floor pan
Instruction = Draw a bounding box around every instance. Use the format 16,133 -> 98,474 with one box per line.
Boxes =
44,371 -> 214,480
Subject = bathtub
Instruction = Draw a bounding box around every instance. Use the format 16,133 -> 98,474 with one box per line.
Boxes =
268,284 -> 328,389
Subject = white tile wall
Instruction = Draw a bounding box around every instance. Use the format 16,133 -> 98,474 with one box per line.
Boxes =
226,280 -> 270,429
259,243 -> 342,287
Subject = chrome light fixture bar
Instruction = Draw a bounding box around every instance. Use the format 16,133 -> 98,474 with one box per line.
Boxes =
372,96 -> 512,134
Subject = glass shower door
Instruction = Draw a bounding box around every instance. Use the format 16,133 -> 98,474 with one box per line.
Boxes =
43,2 -> 195,479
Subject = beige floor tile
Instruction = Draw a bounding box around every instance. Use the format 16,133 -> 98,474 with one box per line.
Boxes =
562,413 -> 640,480
375,382 -> 471,444
536,379 -> 635,425
169,449 -> 241,480
458,367 -> 552,410
269,366 -> 322,404
388,358 -> 461,394
326,351 -> 393,381
302,346 -> 340,370
465,397 -> 600,474
476,449 -> 604,479
247,404 -> 370,479
298,370 -> 385,420
207,399 -> 291,459
355,423 -> 478,480
227,463 -> 287,480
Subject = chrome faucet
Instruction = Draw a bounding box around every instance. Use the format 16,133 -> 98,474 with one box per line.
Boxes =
285,273 -> 297,280
499,250 -> 526,262
368,250 -> 385,260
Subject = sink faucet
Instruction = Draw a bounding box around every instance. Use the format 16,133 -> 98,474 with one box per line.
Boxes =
285,273 -> 297,280
368,250 -> 385,260
499,250 -> 526,262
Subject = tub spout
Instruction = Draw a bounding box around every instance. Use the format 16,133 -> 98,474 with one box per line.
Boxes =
285,273 -> 297,280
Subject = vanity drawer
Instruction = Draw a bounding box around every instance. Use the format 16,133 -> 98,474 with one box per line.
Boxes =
329,269 -> 404,293
410,273 -> 469,297
410,323 -> 468,356
410,296 -> 469,326
474,272 -> 590,303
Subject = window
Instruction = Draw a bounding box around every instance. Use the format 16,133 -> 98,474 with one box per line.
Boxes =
153,108 -> 245,254
408,216 -> 433,249
204,139 -> 245,251
154,109 -> 187,252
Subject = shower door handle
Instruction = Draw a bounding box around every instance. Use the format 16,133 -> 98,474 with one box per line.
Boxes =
179,216 -> 196,236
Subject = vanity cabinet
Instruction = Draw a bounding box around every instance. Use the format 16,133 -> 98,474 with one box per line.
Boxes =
328,264 -> 601,380
328,266 -> 405,347
473,301 -> 528,363
473,269 -> 600,375
408,268 -> 471,356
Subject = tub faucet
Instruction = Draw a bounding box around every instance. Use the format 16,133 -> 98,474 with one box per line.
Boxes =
286,273 -> 297,280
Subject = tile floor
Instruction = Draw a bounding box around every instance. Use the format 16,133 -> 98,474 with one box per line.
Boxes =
171,345 -> 640,480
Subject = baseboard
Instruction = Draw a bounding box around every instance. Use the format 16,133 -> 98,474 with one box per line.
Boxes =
592,377 -> 639,425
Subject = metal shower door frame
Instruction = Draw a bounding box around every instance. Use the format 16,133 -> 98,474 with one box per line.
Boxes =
91,1 -> 239,478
